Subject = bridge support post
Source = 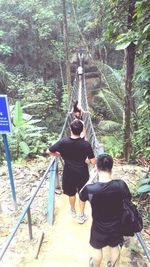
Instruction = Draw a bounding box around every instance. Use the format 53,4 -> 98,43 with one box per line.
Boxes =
27,208 -> 33,240
48,159 -> 57,225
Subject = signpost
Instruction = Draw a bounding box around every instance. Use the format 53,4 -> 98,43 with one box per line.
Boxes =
0,95 -> 17,206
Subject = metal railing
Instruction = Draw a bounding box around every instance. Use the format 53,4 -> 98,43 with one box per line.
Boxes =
0,157 -> 58,261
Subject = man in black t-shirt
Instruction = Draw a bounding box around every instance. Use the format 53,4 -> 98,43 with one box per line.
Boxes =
47,119 -> 96,224
79,154 -> 131,267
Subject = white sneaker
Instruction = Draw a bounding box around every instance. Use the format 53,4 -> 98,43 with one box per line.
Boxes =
77,214 -> 88,224
89,257 -> 95,267
70,208 -> 77,218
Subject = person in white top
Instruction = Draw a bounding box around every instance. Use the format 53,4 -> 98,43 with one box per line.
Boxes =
77,65 -> 83,77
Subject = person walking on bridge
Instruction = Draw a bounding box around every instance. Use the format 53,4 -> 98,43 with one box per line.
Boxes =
72,100 -> 86,138
47,119 -> 96,224
79,154 -> 131,267
77,65 -> 83,79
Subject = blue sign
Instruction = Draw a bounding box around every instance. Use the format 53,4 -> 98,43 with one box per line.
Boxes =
0,95 -> 11,133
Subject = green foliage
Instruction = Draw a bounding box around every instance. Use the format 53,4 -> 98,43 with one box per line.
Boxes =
103,0 -> 128,42
0,68 -> 62,162
61,85 -> 69,113
0,0 -> 65,78
0,30 -> 5,38
6,100 -> 48,159
101,135 -> 123,158
94,65 -> 124,139
18,79 -> 61,132
0,87 -> 59,161
0,63 -> 8,93
91,64 -> 125,156
32,5 -> 54,39
138,184 -> 150,194
98,89 -> 123,123
98,120 -> 122,136
132,0 -> 150,159
115,30 -> 138,50
138,173 -> 150,195
0,44 -> 13,56
19,141 -> 30,155
100,0 -> 150,160
13,101 -> 24,128
132,100 -> 150,158
115,41 -> 131,51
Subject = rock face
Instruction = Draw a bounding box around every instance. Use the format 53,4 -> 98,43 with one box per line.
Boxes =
0,159 -> 149,266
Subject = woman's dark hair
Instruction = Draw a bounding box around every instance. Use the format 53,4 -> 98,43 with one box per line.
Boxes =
70,119 -> 83,135
73,100 -> 81,113
97,154 -> 113,172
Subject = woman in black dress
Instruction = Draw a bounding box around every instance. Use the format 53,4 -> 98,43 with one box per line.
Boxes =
79,154 -> 131,267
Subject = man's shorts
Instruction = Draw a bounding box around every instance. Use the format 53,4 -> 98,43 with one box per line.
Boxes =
62,173 -> 88,196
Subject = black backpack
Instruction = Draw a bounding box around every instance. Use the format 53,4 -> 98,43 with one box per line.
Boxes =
118,180 -> 143,236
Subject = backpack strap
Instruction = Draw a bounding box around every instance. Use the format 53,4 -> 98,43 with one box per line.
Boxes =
116,179 -> 124,199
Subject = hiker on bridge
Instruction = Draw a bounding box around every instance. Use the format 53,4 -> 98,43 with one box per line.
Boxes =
72,100 -> 86,138
77,47 -> 84,66
77,65 -> 83,79
79,154 -> 131,267
47,119 -> 96,224
72,101 -> 83,120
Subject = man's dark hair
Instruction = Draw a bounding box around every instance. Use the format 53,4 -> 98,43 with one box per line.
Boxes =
97,154 -> 113,172
71,119 -> 83,135
73,101 -> 81,113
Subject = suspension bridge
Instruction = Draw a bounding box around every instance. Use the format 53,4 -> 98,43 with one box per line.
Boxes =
0,61 -> 150,266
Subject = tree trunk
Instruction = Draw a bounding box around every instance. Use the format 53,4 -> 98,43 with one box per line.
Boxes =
124,0 -> 136,161
62,0 -> 71,96
59,61 -> 64,87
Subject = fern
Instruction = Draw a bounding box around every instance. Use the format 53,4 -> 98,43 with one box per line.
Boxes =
98,120 -> 121,136
138,173 -> 150,195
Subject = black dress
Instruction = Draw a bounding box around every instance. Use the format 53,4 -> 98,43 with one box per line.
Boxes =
79,179 -> 131,248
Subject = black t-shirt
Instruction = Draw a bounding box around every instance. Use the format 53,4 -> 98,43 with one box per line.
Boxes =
80,179 -> 131,248
49,137 -> 95,178
80,179 -> 131,222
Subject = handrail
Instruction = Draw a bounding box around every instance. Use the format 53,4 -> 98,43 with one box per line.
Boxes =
48,158 -> 58,225
0,157 -> 56,261
135,232 -> 150,262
